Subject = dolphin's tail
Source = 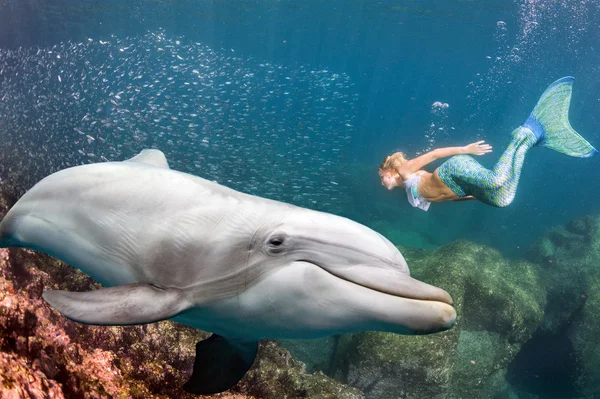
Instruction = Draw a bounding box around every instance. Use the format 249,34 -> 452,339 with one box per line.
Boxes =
522,76 -> 598,158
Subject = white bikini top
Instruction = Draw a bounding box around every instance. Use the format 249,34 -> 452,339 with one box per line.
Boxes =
404,175 -> 431,212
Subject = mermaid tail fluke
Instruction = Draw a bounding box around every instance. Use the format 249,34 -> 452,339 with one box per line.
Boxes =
522,76 -> 598,158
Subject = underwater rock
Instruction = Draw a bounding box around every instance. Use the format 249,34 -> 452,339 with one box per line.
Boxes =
528,216 -> 598,333
528,215 -> 600,396
329,241 -> 545,399
0,351 -> 64,399
277,336 -> 340,374
569,282 -> 600,396
235,340 -> 363,399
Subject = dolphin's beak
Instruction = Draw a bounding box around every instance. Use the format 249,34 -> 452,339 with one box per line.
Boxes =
324,265 -> 454,306
315,263 -> 457,334
287,261 -> 456,335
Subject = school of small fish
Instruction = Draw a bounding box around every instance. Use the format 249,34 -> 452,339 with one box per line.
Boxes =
0,30 -> 359,213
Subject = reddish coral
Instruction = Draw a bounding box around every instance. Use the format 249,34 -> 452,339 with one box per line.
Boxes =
0,246 -> 251,399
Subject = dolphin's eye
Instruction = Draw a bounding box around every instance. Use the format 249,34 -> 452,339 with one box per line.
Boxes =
270,237 -> 284,246
266,234 -> 287,254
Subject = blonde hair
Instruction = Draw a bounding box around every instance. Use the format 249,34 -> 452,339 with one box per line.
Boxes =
378,152 -> 408,176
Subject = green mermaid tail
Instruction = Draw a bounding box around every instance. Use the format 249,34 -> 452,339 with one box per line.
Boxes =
522,76 -> 598,158
437,76 -> 597,208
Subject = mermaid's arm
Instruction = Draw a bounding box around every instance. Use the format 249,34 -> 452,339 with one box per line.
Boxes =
398,147 -> 466,176
398,141 -> 491,177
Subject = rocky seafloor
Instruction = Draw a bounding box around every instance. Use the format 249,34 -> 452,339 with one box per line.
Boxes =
1,183 -> 600,398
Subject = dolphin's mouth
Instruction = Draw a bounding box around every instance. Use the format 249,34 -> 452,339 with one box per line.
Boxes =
294,260 -> 456,334
307,262 -> 454,306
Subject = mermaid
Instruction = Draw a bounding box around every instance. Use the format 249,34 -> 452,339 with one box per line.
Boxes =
378,77 -> 598,211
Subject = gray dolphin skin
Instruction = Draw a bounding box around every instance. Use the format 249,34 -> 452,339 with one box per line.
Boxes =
0,149 -> 456,394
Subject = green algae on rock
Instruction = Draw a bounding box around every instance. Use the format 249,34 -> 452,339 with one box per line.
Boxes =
528,215 -> 599,334
528,215 -> 600,396
236,340 -> 364,399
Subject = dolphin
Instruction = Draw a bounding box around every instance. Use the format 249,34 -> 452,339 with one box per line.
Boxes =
0,149 -> 456,394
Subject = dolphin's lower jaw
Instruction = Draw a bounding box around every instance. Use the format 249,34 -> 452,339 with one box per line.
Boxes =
395,299 -> 456,335
351,290 -> 457,336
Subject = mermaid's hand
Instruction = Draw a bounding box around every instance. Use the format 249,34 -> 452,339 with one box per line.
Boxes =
464,141 -> 492,156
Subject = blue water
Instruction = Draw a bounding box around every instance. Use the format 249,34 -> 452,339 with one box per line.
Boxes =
2,1 -> 599,257
1,1 -> 600,397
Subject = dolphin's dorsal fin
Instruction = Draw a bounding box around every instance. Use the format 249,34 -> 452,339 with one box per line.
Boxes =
183,335 -> 259,394
42,283 -> 190,325
125,149 -> 170,169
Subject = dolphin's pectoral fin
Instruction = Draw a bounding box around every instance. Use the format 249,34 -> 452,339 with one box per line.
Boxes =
124,149 -> 170,169
42,283 -> 191,326
183,335 -> 259,394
